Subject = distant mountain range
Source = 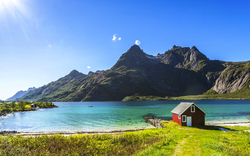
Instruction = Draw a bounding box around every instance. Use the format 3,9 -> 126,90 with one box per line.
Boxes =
18,45 -> 250,101
6,87 -> 36,101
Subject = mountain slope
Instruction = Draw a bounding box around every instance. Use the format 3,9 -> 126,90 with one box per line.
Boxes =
19,45 -> 250,101
6,87 -> 36,101
19,70 -> 87,101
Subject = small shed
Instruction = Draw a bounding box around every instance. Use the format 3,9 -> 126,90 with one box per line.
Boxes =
171,102 -> 206,127
31,104 -> 37,108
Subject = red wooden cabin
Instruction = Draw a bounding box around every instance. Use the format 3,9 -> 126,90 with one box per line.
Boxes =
171,102 -> 206,127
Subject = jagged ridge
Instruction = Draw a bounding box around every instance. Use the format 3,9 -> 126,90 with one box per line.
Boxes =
19,45 -> 250,101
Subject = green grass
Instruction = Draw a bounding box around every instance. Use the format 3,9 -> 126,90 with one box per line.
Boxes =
0,121 -> 250,155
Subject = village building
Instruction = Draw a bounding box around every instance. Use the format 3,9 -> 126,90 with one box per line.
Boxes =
171,102 -> 206,127
31,104 -> 37,108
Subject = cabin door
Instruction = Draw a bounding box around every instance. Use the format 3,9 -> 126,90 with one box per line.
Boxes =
187,116 -> 192,127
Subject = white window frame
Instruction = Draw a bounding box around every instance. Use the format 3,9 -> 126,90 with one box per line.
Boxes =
191,105 -> 195,113
182,115 -> 186,122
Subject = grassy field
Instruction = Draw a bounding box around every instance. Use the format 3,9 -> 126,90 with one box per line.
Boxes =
0,121 -> 249,155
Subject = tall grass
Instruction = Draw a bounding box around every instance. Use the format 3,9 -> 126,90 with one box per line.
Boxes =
0,129 -> 169,155
0,121 -> 249,155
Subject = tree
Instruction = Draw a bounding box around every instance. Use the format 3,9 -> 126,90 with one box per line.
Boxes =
19,101 -> 25,111
11,101 -> 16,110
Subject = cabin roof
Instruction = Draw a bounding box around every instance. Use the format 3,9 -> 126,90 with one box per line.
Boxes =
171,102 -> 206,116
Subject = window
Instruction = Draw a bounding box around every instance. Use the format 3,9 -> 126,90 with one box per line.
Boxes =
191,105 -> 195,113
182,115 -> 186,122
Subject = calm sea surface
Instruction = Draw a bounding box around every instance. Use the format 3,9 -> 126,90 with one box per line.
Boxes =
1,100 -> 250,132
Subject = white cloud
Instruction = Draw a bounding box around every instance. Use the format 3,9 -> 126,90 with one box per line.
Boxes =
112,34 -> 117,41
112,34 -> 122,41
48,44 -> 52,47
135,40 -> 140,45
87,66 -> 91,69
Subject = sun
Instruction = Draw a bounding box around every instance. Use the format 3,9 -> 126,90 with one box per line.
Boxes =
0,0 -> 14,8
0,0 -> 29,21
0,0 -> 21,13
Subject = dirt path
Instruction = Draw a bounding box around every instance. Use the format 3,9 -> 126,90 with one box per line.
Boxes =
172,137 -> 188,156
172,133 -> 201,156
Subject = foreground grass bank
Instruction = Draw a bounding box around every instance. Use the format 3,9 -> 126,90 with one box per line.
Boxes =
0,122 -> 249,155
0,101 -> 57,114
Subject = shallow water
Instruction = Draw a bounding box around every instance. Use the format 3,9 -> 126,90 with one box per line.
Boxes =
0,100 -> 250,132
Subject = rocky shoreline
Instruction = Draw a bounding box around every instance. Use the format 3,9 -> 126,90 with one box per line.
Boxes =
143,116 -> 164,128
0,111 -> 14,117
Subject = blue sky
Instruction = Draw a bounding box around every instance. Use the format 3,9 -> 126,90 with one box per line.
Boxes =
0,0 -> 250,100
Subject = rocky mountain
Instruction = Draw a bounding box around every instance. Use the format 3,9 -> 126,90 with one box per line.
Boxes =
212,62 -> 250,94
6,87 -> 36,101
20,45 -> 250,101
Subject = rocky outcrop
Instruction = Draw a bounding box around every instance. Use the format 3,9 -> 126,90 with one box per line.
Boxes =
158,45 -> 209,71
0,131 -> 17,135
212,65 -> 250,94
143,116 -> 163,128
0,111 -> 10,117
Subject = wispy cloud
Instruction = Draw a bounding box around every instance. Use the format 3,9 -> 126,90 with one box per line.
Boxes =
135,40 -> 140,45
118,37 -> 121,40
87,66 -> 91,69
112,34 -> 117,41
48,44 -> 52,48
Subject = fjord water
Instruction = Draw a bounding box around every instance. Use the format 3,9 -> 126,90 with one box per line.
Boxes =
1,100 -> 250,132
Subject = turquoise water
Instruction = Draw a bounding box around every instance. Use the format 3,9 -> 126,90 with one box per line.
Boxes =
0,100 -> 250,132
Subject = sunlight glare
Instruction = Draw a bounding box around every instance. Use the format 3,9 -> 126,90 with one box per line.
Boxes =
0,0 -> 17,10
0,0 -> 26,16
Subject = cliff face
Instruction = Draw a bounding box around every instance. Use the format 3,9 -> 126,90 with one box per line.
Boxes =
20,45 -> 250,101
212,64 -> 250,94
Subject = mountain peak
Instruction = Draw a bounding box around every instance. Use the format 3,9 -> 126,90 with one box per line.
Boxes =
112,45 -> 147,69
191,46 -> 198,51
69,69 -> 80,75
126,45 -> 144,55
65,70 -> 86,80
130,44 -> 141,50
171,45 -> 183,50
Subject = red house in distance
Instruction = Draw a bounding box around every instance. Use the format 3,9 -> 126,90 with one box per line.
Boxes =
171,102 -> 206,127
